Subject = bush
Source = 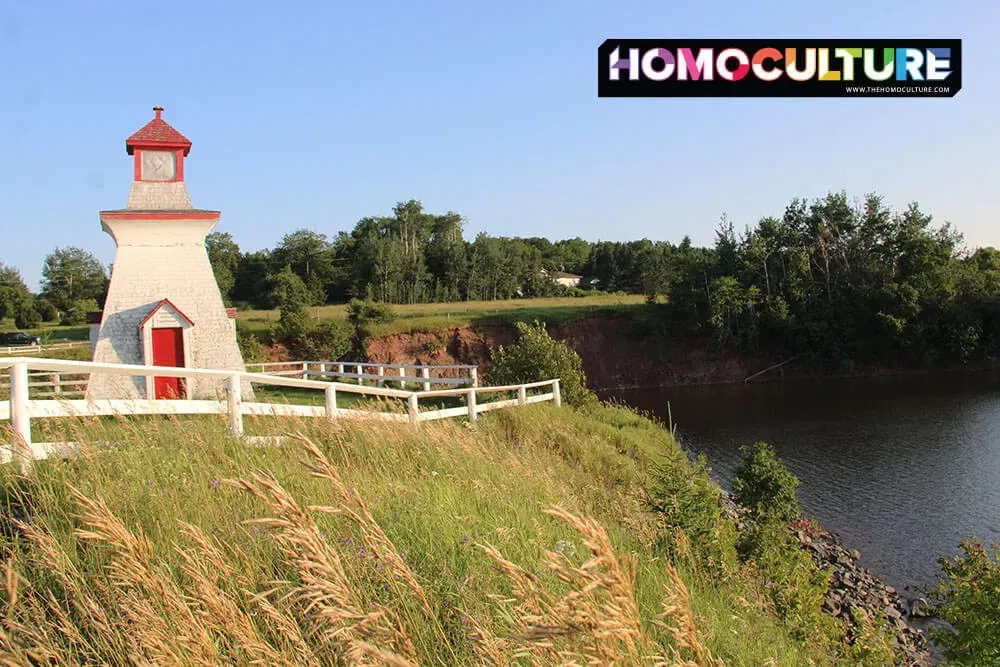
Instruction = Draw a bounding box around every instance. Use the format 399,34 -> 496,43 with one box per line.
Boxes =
731,441 -> 801,524
489,320 -> 594,407
271,266 -> 313,342
345,298 -> 396,326
649,452 -> 737,573
294,320 -> 355,361
14,302 -> 42,329
36,299 -> 59,323
236,328 -> 269,365
929,538 -> 1000,665
60,298 -> 100,326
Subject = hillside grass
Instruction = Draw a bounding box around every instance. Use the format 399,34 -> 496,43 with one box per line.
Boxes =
4,295 -> 650,350
0,403 -> 864,665
238,294 -> 650,337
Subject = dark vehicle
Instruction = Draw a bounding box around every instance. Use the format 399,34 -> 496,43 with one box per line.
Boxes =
0,331 -> 42,347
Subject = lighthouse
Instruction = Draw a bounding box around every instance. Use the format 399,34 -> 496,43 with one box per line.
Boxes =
87,107 -> 252,401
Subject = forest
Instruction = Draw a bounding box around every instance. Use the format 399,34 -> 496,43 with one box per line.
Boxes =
3,190 -> 999,368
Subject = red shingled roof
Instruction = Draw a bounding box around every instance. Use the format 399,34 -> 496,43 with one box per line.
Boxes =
126,107 -> 192,156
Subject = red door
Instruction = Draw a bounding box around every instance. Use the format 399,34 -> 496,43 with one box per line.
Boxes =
152,327 -> 185,399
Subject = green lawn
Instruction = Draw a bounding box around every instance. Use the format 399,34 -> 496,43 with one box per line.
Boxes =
4,295 -> 650,345
238,294 -> 650,336
0,318 -> 90,343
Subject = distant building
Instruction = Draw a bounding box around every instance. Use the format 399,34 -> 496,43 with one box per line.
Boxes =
540,269 -> 583,288
86,107 -> 251,401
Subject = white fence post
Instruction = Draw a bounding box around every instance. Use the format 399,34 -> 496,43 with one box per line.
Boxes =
467,387 -> 477,422
408,394 -> 419,425
301,362 -> 309,379
377,365 -> 385,387
337,363 -> 345,379
325,385 -> 338,419
357,364 -> 364,386
517,386 -> 527,405
10,362 -> 32,475
421,367 -> 430,392
399,366 -> 406,389
470,367 -> 479,388
552,379 -> 562,408
226,373 -> 243,438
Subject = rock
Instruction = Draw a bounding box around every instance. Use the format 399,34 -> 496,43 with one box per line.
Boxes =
909,597 -> 932,619
729,495 -> 934,665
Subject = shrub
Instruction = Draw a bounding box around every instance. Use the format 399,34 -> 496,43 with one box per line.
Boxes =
294,321 -> 355,361
14,302 -> 41,329
649,451 -> 737,573
345,298 -> 396,326
731,441 -> 801,524
928,538 -> 1000,665
489,320 -> 594,407
60,298 -> 100,326
271,266 -> 313,342
236,328 -> 269,365
35,299 -> 59,323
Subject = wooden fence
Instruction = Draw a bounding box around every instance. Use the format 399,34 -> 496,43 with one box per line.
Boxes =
0,357 -> 560,474
246,361 -> 479,390
0,341 -> 89,356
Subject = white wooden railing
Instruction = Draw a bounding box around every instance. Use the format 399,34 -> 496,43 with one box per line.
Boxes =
246,361 -> 479,390
0,357 -> 560,474
0,341 -> 89,356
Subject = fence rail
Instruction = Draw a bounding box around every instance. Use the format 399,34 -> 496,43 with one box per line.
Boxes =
0,357 -> 560,474
246,360 -> 479,390
0,341 -> 89,356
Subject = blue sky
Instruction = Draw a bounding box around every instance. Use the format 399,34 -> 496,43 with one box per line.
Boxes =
1,0 -> 996,290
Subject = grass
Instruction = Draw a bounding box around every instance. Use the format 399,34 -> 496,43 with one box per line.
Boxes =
237,294 -> 650,337
4,295 -> 650,347
0,319 -> 90,344
0,402 -> 881,665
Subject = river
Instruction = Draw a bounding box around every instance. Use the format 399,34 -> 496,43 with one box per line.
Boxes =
603,370 -> 1000,596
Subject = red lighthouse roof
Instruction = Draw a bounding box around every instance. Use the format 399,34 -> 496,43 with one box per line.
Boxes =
126,106 -> 192,156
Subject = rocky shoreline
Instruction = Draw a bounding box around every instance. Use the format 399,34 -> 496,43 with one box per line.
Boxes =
790,517 -> 933,665
720,494 -> 934,665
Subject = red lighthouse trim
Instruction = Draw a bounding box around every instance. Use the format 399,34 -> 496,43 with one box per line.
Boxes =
127,106 -> 193,183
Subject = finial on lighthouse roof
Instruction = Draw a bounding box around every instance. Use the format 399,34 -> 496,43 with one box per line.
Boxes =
125,105 -> 192,156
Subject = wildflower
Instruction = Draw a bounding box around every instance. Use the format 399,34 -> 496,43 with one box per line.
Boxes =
342,536 -> 354,546
553,539 -> 576,558
210,479 -> 220,489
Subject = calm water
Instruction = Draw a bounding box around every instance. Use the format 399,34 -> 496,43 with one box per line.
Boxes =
604,371 -> 1000,595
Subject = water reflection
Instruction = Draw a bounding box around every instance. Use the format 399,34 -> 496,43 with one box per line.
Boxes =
603,372 -> 1000,592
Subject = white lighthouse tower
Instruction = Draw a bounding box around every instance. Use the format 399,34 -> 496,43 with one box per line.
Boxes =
87,106 -> 252,400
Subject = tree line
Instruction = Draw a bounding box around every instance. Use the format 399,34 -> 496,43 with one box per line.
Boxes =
3,192 -> 1000,369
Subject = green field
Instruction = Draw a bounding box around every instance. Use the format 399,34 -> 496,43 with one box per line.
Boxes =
0,402 -> 893,665
4,295 -> 649,346
238,294 -> 650,337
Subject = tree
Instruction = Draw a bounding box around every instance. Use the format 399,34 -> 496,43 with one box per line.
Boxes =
206,232 -> 240,305
232,250 -> 273,308
40,247 -> 108,312
0,264 -> 33,320
929,539 -> 1000,665
489,320 -> 594,407
270,230 -> 337,305
731,441 -> 801,524
270,265 -> 313,342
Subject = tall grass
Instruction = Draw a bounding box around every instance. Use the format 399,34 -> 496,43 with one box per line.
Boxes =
0,404 -> 863,665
